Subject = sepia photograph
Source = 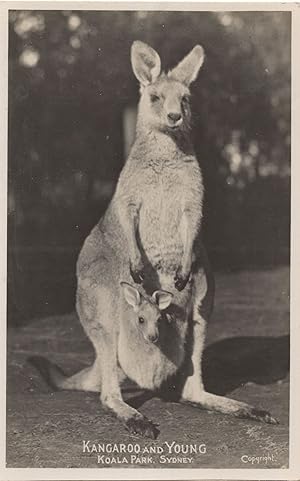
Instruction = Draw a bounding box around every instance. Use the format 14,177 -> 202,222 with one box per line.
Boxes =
3,3 -> 294,477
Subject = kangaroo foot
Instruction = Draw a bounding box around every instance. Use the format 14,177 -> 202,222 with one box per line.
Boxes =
174,266 -> 190,291
101,393 -> 159,437
125,415 -> 159,439
181,390 -> 279,425
238,406 -> 279,425
183,399 -> 279,425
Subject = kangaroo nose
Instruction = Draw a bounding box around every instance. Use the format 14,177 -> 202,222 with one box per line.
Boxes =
168,112 -> 182,123
149,334 -> 158,344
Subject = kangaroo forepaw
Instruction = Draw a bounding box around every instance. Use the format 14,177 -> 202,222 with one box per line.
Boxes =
130,265 -> 145,284
174,267 -> 190,291
125,416 -> 159,439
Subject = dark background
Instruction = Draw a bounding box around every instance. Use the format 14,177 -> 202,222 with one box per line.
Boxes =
8,10 -> 290,325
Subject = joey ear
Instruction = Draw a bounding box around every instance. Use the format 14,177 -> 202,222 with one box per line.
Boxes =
131,41 -> 161,86
120,282 -> 141,308
152,290 -> 173,310
168,45 -> 205,86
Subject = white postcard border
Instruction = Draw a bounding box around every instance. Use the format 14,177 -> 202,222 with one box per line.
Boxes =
1,2 -> 298,480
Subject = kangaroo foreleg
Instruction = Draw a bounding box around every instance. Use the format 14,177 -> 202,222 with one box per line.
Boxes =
175,205 -> 200,291
117,201 -> 144,283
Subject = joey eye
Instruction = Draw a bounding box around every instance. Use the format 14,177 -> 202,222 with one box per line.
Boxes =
150,94 -> 160,103
138,317 -> 145,324
182,95 -> 190,104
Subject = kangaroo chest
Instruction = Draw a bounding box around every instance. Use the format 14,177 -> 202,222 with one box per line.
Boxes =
137,160 -> 202,270
141,159 -> 194,199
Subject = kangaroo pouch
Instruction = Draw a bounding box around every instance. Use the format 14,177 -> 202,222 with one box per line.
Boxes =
117,319 -> 187,390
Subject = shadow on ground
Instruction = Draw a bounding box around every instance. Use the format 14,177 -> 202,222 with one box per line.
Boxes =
203,334 -> 289,395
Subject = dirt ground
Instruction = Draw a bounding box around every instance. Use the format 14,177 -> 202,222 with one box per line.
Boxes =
6,267 -> 289,469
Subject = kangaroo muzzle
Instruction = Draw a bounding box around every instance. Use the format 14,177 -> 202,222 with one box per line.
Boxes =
167,111 -> 183,128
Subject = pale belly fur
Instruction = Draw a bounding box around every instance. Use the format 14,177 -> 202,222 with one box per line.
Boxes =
138,192 -> 184,272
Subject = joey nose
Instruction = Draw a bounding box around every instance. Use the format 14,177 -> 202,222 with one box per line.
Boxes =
168,112 -> 182,123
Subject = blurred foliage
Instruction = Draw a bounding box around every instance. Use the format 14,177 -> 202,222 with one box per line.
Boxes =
8,11 -> 290,323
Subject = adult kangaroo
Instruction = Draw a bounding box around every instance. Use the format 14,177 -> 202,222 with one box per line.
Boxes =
32,41 -> 278,439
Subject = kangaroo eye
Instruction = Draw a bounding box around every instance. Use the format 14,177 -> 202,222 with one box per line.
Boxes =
138,317 -> 145,324
150,94 -> 160,103
182,95 -> 190,103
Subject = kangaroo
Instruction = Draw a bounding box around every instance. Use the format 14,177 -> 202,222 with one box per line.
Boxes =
115,41 -> 205,292
31,42 -> 278,439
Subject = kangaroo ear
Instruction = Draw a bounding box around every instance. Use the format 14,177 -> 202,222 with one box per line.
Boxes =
168,45 -> 205,86
152,290 -> 173,310
121,282 -> 141,308
131,41 -> 161,86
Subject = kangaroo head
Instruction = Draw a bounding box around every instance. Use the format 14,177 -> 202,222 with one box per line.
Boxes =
121,282 -> 173,343
131,41 -> 205,133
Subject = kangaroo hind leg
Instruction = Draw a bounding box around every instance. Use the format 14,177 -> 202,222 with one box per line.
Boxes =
181,267 -> 278,425
186,391 -> 278,424
96,327 -> 159,439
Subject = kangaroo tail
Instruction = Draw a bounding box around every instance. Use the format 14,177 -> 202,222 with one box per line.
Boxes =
28,355 -> 68,390
28,356 -> 101,392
